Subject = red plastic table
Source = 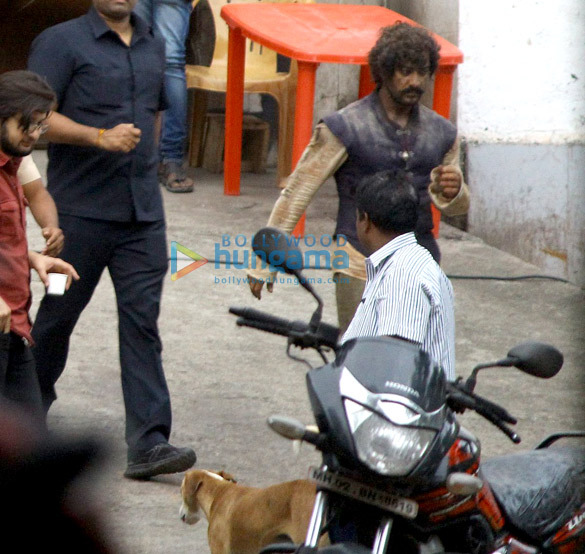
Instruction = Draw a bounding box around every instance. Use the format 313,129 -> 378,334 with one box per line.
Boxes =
221,3 -> 463,235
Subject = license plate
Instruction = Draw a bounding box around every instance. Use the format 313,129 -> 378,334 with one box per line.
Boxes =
308,466 -> 418,519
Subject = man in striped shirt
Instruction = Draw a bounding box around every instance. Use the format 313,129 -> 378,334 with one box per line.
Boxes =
342,170 -> 456,380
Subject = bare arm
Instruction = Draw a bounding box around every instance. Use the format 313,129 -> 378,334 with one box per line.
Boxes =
22,179 -> 64,257
45,112 -> 141,153
0,296 -> 10,333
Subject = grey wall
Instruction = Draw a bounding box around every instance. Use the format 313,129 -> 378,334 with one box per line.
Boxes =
467,142 -> 585,286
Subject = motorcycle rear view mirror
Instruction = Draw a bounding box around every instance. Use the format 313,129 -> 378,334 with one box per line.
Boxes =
252,227 -> 303,277
464,341 -> 563,392
506,341 -> 563,378
252,228 -> 325,330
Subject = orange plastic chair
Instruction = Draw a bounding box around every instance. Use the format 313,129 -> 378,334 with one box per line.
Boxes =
186,0 -> 311,185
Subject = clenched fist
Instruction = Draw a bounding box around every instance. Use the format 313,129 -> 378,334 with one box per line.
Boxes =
97,124 -> 141,153
431,165 -> 462,200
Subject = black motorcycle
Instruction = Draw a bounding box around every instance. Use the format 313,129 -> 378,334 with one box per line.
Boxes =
230,228 -> 585,554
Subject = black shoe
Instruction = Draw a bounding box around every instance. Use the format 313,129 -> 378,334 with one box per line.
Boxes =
124,443 -> 196,480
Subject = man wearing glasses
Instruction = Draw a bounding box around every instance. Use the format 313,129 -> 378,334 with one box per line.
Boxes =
0,70 -> 78,422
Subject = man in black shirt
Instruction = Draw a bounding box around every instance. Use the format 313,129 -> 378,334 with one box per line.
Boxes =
28,0 -> 196,480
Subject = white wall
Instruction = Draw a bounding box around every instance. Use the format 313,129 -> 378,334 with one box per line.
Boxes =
457,0 -> 585,285
459,0 -> 584,142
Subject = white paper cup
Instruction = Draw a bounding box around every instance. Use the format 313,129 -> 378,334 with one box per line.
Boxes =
47,272 -> 68,295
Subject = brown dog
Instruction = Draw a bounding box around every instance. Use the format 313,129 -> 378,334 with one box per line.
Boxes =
180,469 -> 322,554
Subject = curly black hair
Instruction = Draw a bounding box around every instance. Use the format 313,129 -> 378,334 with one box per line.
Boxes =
368,22 -> 440,89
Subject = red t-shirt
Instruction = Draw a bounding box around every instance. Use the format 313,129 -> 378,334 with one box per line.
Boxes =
0,152 -> 32,343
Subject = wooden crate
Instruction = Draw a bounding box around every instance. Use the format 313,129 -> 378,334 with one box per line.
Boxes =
201,113 -> 270,173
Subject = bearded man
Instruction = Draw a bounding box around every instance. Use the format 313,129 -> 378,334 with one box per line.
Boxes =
247,22 -> 469,335
0,70 -> 78,421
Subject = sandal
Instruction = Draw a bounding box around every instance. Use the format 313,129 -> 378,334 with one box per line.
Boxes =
159,162 -> 194,193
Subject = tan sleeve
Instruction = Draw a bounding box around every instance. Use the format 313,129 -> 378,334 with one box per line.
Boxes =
247,123 -> 347,280
428,137 -> 470,217
17,154 -> 42,186
268,123 -> 347,231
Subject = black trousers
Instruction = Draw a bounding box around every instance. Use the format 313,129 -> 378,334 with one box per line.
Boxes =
0,332 -> 43,422
32,215 -> 171,456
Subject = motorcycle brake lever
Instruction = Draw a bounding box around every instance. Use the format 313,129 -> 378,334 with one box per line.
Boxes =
470,392 -> 517,425
447,383 -> 520,442
489,415 -> 521,444
448,382 -> 517,425
474,403 -> 521,443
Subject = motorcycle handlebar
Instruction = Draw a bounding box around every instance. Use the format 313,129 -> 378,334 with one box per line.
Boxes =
232,308 -> 521,441
476,405 -> 521,443
229,306 -> 339,351
230,307 -> 295,335
235,316 -> 295,338
447,382 -> 520,443
473,395 -> 517,425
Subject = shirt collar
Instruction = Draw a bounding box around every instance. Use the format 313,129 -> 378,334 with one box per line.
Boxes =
0,150 -> 10,168
367,231 -> 417,270
0,151 -> 21,173
0,150 -> 22,178
87,5 -> 151,41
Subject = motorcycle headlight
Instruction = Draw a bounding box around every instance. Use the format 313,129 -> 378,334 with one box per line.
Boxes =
345,399 -> 436,476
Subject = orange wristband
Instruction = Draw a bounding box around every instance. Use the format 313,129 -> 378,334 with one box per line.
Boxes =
96,128 -> 106,146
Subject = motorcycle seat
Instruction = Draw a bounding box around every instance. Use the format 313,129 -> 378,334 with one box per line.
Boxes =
481,446 -> 585,543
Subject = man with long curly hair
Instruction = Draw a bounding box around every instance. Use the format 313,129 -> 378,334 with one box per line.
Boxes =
247,22 -> 469,335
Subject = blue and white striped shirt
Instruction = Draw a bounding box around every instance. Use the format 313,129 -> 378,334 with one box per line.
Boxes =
341,232 -> 456,380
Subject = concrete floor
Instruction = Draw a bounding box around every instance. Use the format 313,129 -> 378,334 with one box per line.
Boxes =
25,151 -> 585,553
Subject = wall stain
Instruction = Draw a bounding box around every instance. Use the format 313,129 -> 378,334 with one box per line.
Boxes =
542,248 -> 568,262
